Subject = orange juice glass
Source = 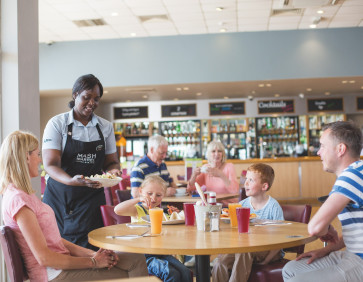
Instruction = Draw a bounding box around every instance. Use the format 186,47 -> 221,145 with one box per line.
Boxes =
228,203 -> 242,227
149,208 -> 163,234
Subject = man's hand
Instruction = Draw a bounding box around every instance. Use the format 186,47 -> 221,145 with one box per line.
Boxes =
295,247 -> 330,264
320,225 -> 339,244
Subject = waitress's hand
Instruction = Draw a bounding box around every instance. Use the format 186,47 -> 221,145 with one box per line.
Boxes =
107,168 -> 122,177
70,175 -> 103,188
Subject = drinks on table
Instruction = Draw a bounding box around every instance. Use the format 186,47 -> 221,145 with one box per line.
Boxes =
149,208 -> 163,234
228,203 -> 242,227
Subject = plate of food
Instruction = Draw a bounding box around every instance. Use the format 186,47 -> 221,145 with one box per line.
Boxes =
142,211 -> 185,225
86,173 -> 122,187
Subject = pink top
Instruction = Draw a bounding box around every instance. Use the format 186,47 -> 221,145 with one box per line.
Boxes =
2,185 -> 70,282
193,163 -> 239,204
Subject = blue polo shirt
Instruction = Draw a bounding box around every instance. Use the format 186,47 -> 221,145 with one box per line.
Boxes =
130,155 -> 172,188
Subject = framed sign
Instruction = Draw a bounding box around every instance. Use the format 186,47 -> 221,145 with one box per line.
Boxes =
257,100 -> 294,114
161,104 -> 196,117
114,106 -> 148,119
357,97 -> 363,111
307,98 -> 343,112
209,102 -> 245,116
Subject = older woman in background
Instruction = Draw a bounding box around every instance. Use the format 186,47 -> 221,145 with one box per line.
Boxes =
187,140 -> 238,204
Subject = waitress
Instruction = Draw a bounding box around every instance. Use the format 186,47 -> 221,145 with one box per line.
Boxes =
42,74 -> 121,250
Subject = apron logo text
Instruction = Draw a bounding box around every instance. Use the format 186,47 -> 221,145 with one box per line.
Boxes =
96,145 -> 104,151
76,153 -> 96,164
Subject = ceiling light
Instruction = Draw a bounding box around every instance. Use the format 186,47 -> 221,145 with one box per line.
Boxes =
299,93 -> 305,99
126,100 -> 131,102
258,84 -> 264,87
183,87 -> 189,91
361,86 -> 363,90
224,96 -> 229,99
309,24 -> 317,28
247,95 -> 254,100
219,28 -> 226,33
325,92 -> 331,96
251,91 -> 256,94
349,80 -> 356,83
142,95 -> 148,98
130,33 -> 136,37
317,10 -> 324,14
341,80 -> 348,84
216,7 -> 224,11
196,92 -> 202,96
103,90 -> 109,94
274,93 -> 280,97
176,88 -> 182,91
266,83 -> 272,87
111,12 -> 119,17
174,98 -> 179,101
306,88 -> 312,92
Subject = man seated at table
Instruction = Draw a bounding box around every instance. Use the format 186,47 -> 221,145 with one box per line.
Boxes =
212,163 -> 284,282
130,135 -> 176,198
283,121 -> 363,282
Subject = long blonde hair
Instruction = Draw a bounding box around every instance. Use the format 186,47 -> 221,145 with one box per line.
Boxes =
0,131 -> 39,195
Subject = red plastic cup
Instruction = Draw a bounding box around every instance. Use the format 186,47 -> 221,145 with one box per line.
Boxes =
236,207 -> 250,233
183,203 -> 195,226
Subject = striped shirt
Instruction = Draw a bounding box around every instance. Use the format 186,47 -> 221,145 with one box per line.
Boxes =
130,155 -> 172,188
330,160 -> 363,258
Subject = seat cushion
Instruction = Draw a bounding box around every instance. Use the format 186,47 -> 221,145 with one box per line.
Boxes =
248,258 -> 290,282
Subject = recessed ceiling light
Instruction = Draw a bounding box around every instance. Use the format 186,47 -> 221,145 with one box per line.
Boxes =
174,98 -> 179,101
317,10 -> 324,14
176,88 -> 182,91
299,93 -> 305,99
309,24 -> 317,28
196,92 -> 202,96
224,96 -> 229,99
126,100 -> 131,102
274,93 -> 280,97
306,88 -> 312,92
258,84 -> 264,87
111,12 -> 119,17
341,80 -> 348,84
266,83 -> 272,87
325,92 -> 331,96
142,95 -> 148,98
216,7 -> 224,11
103,90 -> 109,94
183,87 -> 189,91
130,33 -> 136,37
220,28 -> 226,33
251,91 -> 256,94
349,80 -> 356,83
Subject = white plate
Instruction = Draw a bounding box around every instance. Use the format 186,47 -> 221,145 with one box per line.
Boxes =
88,176 -> 122,187
141,215 -> 185,225
174,193 -> 188,197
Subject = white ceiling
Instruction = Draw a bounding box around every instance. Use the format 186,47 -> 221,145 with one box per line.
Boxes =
39,0 -> 363,102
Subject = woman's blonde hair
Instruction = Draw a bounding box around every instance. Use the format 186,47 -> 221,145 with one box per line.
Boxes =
206,140 -> 227,164
140,175 -> 167,194
0,131 -> 39,195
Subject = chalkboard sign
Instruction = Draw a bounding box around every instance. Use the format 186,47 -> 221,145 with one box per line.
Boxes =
114,106 -> 148,119
307,98 -> 343,112
357,97 -> 363,111
161,104 -> 196,117
209,102 -> 245,116
257,100 -> 294,114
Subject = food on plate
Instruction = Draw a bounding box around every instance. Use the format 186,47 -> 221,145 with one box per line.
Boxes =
220,209 -> 257,219
250,213 -> 257,219
86,172 -> 118,179
164,211 -> 185,221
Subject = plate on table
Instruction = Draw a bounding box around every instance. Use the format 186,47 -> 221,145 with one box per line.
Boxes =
141,215 -> 185,225
88,176 -> 122,187
174,193 -> 189,197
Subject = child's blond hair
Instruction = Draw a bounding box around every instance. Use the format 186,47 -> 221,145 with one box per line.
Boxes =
247,163 -> 275,191
141,175 -> 168,194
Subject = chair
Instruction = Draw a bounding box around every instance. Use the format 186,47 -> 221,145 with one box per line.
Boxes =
104,185 -> 121,206
248,204 -> 312,282
0,225 -> 28,282
239,188 -> 247,201
177,175 -> 185,181
116,189 -> 132,203
119,178 -> 131,190
100,205 -> 131,226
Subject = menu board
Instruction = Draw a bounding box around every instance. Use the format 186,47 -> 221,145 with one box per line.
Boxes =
257,100 -> 294,114
161,104 -> 196,117
114,106 -> 148,119
209,102 -> 245,116
307,98 -> 343,112
357,97 -> 363,111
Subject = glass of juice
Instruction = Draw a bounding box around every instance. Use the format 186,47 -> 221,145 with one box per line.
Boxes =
228,203 -> 242,227
149,208 -> 163,234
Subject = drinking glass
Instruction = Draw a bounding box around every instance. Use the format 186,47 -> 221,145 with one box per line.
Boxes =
228,203 -> 242,227
149,208 -> 163,234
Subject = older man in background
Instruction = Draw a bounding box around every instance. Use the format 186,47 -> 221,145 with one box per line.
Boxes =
130,135 -> 177,198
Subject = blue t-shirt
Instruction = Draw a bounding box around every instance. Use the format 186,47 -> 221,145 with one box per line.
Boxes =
330,160 -> 363,258
240,196 -> 284,221
130,155 -> 172,188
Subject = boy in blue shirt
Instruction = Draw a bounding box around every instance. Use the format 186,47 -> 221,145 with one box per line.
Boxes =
212,163 -> 284,282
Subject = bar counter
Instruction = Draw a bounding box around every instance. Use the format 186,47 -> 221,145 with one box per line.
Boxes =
165,156 -> 353,201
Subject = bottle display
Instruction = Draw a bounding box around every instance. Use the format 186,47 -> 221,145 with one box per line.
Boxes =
159,120 -> 202,161
255,116 -> 299,158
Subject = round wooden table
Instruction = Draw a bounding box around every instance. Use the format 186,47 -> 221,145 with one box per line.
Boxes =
89,221 -> 316,282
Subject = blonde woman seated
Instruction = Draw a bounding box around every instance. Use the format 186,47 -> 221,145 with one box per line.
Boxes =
187,140 -> 239,205
0,131 -> 148,282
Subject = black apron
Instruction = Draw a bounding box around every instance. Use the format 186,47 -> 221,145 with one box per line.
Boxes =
43,123 -> 106,250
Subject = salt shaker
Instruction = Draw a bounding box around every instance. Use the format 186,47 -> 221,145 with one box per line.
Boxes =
203,211 -> 211,231
209,211 -> 220,232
